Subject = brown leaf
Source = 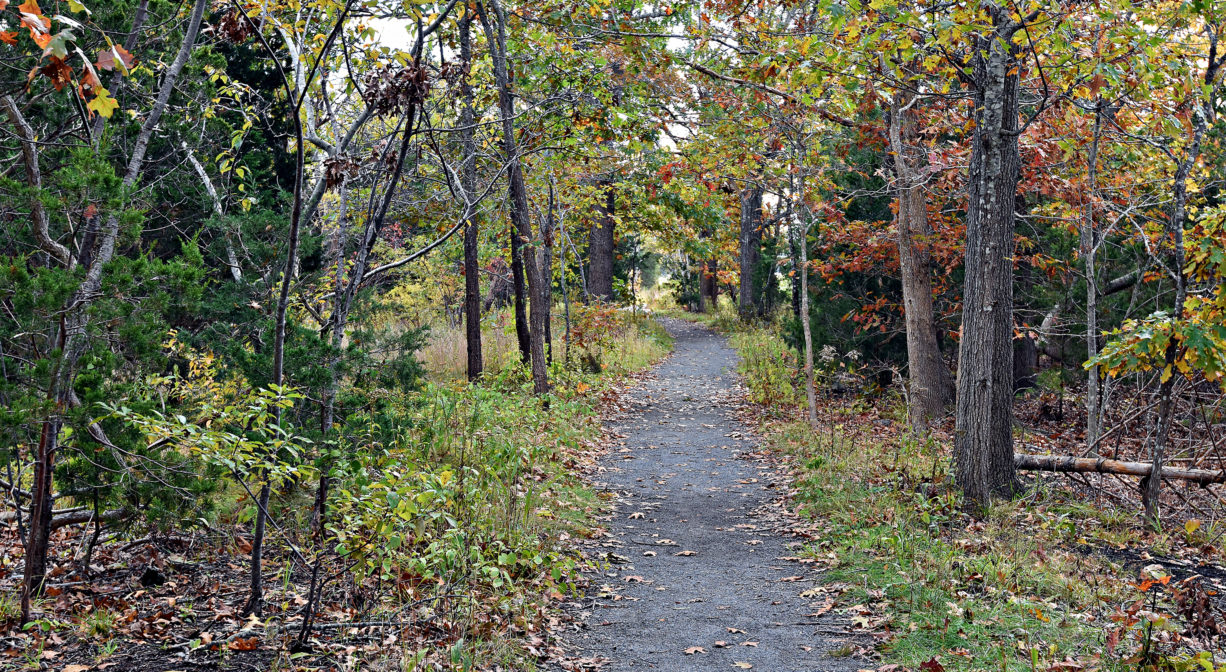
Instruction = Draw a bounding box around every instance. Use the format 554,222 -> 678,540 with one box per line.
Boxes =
96,44 -> 134,72
919,658 -> 945,672
685,647 -> 705,655
228,637 -> 258,651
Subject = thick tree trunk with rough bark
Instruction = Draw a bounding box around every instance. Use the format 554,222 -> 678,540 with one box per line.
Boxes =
888,94 -> 953,431
1082,102 -> 1105,451
738,187 -> 763,320
588,185 -> 616,302
954,14 -> 1023,510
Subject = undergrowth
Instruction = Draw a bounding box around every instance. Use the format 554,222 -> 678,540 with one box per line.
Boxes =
33,312 -> 673,671
718,321 -> 1226,672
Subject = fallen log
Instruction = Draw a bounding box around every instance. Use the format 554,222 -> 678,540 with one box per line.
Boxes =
0,507 -> 126,530
1015,453 -> 1226,486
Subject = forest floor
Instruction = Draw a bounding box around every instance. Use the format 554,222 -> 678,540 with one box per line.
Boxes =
553,318 -> 865,671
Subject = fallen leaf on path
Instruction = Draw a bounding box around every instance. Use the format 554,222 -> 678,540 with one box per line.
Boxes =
740,641 -> 758,647
727,627 -> 746,634
674,550 -> 696,556
714,641 -> 728,648
733,663 -> 753,669
685,647 -> 706,655
808,597 -> 834,617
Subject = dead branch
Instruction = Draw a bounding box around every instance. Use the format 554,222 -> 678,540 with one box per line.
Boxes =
1016,452 -> 1226,486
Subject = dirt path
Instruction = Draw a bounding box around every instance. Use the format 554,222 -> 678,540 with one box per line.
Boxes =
558,319 -> 863,671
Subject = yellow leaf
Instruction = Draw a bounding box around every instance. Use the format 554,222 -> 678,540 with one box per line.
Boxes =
1186,518 -> 1202,535
87,87 -> 118,118
1160,364 -> 1173,383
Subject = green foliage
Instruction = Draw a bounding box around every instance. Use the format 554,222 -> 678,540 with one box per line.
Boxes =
731,329 -> 800,408
1092,207 -> 1226,387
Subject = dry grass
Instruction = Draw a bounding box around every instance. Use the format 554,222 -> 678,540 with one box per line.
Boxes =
417,312 -> 522,380
419,308 -> 672,382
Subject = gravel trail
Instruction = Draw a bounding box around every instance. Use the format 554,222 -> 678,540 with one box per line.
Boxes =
558,318 -> 864,672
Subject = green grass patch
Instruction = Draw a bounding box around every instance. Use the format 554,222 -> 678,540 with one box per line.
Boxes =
722,326 -> 1220,671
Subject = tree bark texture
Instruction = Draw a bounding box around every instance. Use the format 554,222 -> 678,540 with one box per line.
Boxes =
459,9 -> 483,381
738,187 -> 764,320
954,12 -> 1023,510
888,92 -> 953,431
1082,102 -> 1104,451
588,184 -> 616,302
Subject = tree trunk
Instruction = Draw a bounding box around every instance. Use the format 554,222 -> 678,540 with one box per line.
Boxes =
738,187 -> 763,320
796,186 -> 818,427
700,231 -> 718,313
888,92 -> 953,431
1082,104 -> 1103,451
509,217 -> 532,362
480,0 -> 548,395
241,0 -> 358,617
1144,100 -> 1204,524
544,177 -> 556,364
588,184 -> 616,302
953,13 -> 1023,510
460,9 -> 483,381
183,143 -> 243,283
21,0 -> 208,624
1013,335 -> 1038,391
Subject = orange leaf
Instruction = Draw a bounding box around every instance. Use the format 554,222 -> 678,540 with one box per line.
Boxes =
228,637 -> 259,651
17,0 -> 39,13
0,31 -> 16,45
